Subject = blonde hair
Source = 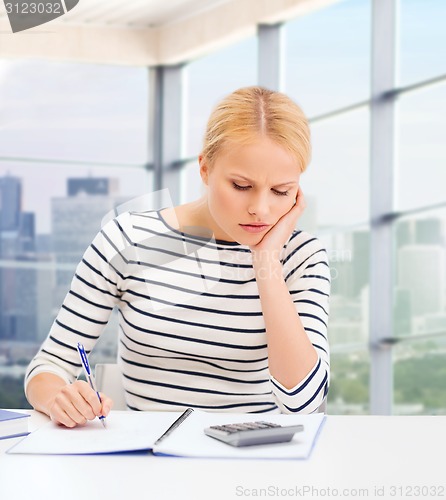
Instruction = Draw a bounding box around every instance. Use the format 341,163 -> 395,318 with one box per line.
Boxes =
201,86 -> 311,172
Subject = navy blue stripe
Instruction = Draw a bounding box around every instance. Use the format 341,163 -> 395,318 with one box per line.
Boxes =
282,238 -> 319,265
122,373 -> 272,397
271,358 -> 321,396
61,305 -> 108,325
119,326 -> 269,364
294,299 -> 328,316
306,260 -> 329,269
290,288 -> 329,297
123,283 -> 260,300
285,230 -> 302,245
49,335 -> 80,352
285,253 -> 328,282
82,255 -> 118,287
41,349 -> 82,368
281,372 -> 328,413
119,310 -> 266,349
124,389 -> 277,411
74,273 -> 121,299
121,356 -> 269,385
121,301 -> 266,335
314,344 -> 328,355
124,257 -> 255,285
119,338 -> 268,373
121,293 -> 262,317
55,319 -> 100,340
299,312 -> 328,328
108,221 -> 256,285
25,363 -> 46,381
304,327 -> 327,339
131,225 -> 253,269
300,274 -> 330,282
89,242 -> 110,266
68,290 -> 113,310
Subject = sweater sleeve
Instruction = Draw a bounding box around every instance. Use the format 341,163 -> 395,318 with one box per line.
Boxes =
24,215 -> 128,398
269,232 -> 331,414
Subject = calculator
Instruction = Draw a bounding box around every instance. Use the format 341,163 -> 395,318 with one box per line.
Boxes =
204,421 -> 304,447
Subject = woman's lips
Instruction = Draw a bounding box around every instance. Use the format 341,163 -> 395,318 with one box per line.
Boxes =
239,224 -> 271,233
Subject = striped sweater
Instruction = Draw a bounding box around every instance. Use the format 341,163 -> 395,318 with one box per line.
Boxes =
25,209 -> 330,414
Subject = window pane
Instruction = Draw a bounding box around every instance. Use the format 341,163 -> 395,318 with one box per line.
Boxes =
0,60 -> 149,164
0,59 -> 151,407
319,227 -> 370,348
328,350 -> 370,414
284,0 -> 371,118
0,164 -> 151,408
398,0 -> 446,87
394,209 -> 446,339
179,160 -> 203,204
301,107 -> 369,228
394,337 -> 446,415
185,36 -> 258,157
396,84 -> 446,211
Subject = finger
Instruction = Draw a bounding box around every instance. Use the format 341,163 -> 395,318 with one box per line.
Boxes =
63,401 -> 88,426
76,381 -> 103,416
52,392 -> 87,426
61,382 -> 98,419
295,186 -> 306,210
69,389 -> 98,420
50,404 -> 77,428
98,393 -> 114,417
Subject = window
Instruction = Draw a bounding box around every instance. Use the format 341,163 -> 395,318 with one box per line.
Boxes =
396,84 -> 446,211
285,1 -> 371,414
0,60 -> 151,408
284,0 -> 371,117
398,0 -> 446,87
184,36 -> 258,159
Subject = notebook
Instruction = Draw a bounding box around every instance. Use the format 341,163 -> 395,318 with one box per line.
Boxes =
7,409 -> 325,459
0,409 -> 30,440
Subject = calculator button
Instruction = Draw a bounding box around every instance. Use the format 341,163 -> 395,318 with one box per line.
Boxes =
258,421 -> 281,428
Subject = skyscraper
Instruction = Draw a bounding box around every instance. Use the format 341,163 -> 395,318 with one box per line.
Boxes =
67,178 -> 118,197
415,218 -> 444,246
0,175 -> 21,232
398,245 -> 445,317
52,177 -> 125,308
0,176 -> 38,343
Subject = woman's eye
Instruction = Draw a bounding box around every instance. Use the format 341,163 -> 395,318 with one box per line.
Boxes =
233,182 -> 250,191
272,189 -> 289,196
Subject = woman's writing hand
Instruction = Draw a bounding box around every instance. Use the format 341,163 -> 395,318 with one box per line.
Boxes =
48,380 -> 113,428
249,186 -> 306,261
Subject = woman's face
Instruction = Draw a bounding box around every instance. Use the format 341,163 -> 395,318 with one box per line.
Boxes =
200,135 -> 301,245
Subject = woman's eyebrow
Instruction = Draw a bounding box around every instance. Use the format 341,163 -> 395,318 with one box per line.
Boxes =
230,174 -> 298,187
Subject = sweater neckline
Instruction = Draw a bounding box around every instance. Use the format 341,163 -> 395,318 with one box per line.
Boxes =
157,209 -> 250,250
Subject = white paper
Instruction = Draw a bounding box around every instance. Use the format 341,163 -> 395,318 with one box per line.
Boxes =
7,410 -> 325,459
154,411 -> 325,459
7,410 -> 182,455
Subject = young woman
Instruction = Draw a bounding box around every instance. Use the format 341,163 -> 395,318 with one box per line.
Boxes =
25,86 -> 330,427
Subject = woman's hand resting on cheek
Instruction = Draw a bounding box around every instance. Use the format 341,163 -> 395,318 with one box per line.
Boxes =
249,186 -> 306,261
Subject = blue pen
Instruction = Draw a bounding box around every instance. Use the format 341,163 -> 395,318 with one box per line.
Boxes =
76,342 -> 106,428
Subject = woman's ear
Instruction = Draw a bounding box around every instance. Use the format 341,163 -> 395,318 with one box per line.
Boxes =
199,155 -> 209,185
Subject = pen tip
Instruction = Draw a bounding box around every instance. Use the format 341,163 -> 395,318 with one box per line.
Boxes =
101,418 -> 106,428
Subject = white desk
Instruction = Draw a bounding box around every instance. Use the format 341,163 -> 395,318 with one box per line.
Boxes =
1,411 -> 445,500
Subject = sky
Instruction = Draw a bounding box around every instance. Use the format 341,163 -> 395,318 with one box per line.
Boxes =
0,0 -> 445,234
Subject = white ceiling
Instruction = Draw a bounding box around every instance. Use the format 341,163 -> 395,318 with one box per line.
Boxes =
57,0 -> 231,28
0,0 -> 338,65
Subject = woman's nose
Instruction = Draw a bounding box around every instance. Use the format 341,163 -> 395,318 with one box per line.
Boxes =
247,193 -> 269,218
